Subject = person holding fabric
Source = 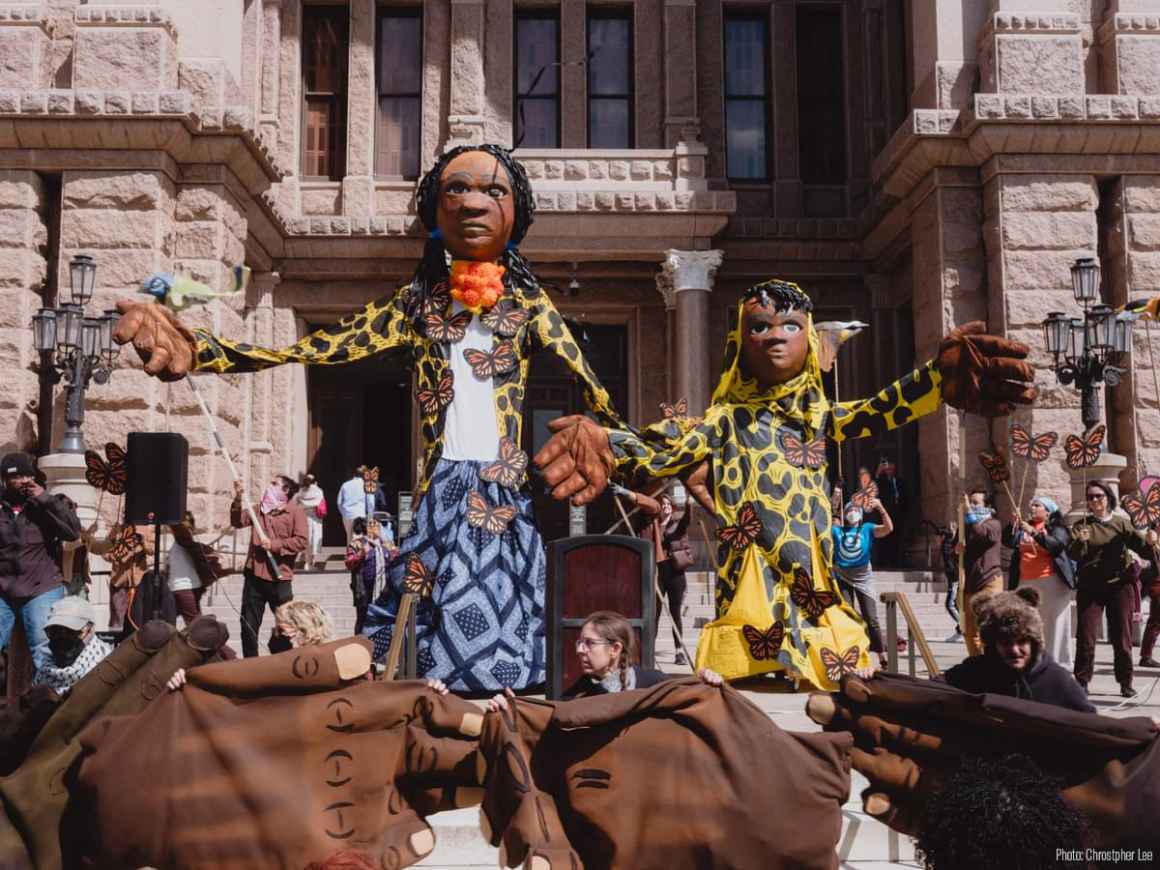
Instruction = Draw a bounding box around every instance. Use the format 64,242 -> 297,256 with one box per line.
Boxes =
295,474 -> 326,570
957,489 -> 1003,657
1069,479 -> 1158,698
535,279 -> 1037,689
113,144 -> 626,692
1002,495 -> 1074,669
337,466 -> 370,542
830,497 -> 892,669
230,476 -> 308,658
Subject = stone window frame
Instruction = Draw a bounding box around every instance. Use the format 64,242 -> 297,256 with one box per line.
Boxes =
300,2 -> 350,181
722,8 -> 771,182
514,7 -> 562,149
374,5 -> 424,180
586,6 -> 635,149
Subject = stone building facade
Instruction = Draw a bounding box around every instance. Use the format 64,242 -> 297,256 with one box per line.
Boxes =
1,0 -> 1159,559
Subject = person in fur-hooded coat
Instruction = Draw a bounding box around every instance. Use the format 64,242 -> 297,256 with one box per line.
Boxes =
941,588 -> 1095,712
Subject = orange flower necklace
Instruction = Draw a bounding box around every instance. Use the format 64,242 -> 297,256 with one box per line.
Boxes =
449,260 -> 505,314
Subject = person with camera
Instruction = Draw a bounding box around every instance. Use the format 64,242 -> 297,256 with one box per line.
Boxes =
0,453 -> 80,673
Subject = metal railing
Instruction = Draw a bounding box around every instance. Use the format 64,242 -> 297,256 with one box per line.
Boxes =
880,590 -> 941,678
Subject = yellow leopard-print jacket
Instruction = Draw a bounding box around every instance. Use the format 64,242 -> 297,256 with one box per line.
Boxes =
192,282 -> 623,496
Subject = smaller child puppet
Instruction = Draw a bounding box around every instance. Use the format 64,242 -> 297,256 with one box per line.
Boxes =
535,280 -> 1036,690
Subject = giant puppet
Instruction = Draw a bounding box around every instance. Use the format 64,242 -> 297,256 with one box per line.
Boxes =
112,145 -> 624,691
536,279 -> 1037,690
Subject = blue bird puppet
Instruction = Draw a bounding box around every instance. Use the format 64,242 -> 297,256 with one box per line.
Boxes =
141,265 -> 251,312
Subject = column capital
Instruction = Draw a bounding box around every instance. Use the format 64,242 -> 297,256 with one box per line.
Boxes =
655,271 -> 676,310
662,249 -> 723,293
250,271 -> 281,308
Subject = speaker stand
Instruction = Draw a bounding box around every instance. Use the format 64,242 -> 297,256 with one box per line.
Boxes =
150,523 -> 163,622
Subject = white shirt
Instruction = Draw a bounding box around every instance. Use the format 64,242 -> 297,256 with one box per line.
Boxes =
440,301 -> 501,462
338,477 -> 369,520
168,541 -> 203,592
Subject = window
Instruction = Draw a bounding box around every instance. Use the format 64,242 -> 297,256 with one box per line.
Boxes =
515,11 -> 560,148
587,9 -> 633,148
376,9 -> 422,178
723,14 -> 768,180
301,4 -> 348,180
797,6 -> 847,185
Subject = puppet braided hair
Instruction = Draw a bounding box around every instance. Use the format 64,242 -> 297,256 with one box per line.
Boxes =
741,279 -> 815,314
915,753 -> 1086,870
407,144 -> 540,325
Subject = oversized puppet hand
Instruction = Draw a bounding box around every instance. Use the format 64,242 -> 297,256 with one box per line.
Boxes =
112,299 -> 199,381
681,460 -> 715,513
533,414 -> 615,506
71,639 -> 486,870
935,321 -> 1036,417
806,673 -> 1160,852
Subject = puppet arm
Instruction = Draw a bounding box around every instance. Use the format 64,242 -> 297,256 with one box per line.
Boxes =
529,295 -> 625,429
192,286 -> 415,374
606,412 -> 718,491
829,361 -> 943,443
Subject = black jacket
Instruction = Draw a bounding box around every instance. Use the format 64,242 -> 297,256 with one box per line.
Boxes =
562,666 -> 670,699
1003,513 -> 1075,589
0,491 -> 80,599
942,653 -> 1095,713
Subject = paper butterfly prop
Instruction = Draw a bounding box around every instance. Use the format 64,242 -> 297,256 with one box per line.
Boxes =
1064,424 -> 1105,470
463,340 -> 518,378
790,567 -> 838,620
778,430 -> 827,470
715,501 -> 763,551
363,467 -> 380,495
850,482 -> 879,510
660,398 -> 688,419
480,438 -> 529,490
1121,476 -> 1160,531
465,491 -> 517,536
742,622 -> 785,661
403,555 -> 435,598
109,524 -> 145,564
820,645 -> 861,682
480,302 -> 529,338
1009,425 -> 1058,463
424,310 -> 472,343
424,283 -> 451,315
977,449 -> 1011,484
84,443 -> 128,496
417,371 -> 454,417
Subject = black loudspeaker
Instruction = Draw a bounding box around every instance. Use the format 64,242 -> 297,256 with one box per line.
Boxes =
125,432 -> 189,525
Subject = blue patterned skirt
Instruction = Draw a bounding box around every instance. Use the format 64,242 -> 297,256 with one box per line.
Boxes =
361,458 -> 546,691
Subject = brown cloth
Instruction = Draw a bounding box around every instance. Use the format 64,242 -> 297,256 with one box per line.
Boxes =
478,677 -> 853,870
69,642 -> 485,870
807,672 -> 1160,853
0,616 -> 229,870
231,499 -> 308,582
963,515 -> 1001,593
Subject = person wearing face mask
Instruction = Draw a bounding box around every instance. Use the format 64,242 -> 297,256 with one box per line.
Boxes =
1069,480 -> 1158,698
956,489 -> 1003,657
831,498 -> 893,670
345,517 -> 397,635
0,452 -> 80,674
32,595 -> 112,696
230,476 -> 308,658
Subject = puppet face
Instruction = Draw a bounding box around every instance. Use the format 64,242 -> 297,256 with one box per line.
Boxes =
436,151 -> 516,263
740,301 -> 810,387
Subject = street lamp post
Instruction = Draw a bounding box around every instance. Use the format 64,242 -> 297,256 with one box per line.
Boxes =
1041,257 -> 1135,431
31,254 -> 117,453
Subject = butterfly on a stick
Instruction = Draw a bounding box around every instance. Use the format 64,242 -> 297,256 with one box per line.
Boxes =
480,302 -> 529,338
1122,485 -> 1160,531
790,567 -> 838,620
715,501 -> 763,551
417,371 -> 454,417
1009,425 -> 1058,463
850,482 -> 879,510
465,490 -> 518,536
109,524 -> 144,563
1064,424 -> 1106,470
480,437 -> 529,490
820,645 -> 861,682
424,310 -> 472,344
977,449 -> 1011,484
84,443 -> 127,495
403,555 -> 435,598
660,398 -> 688,419
463,340 -> 518,378
363,467 -> 380,495
778,429 -> 827,470
742,622 -> 785,661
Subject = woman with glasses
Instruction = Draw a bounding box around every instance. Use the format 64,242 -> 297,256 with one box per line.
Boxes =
1069,480 -> 1159,698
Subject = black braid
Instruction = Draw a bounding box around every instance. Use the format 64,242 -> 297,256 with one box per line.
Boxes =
741,279 -> 815,314
406,144 -> 540,326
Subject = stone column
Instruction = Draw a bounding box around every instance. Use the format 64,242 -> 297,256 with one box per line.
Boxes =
259,0 -> 283,139
245,272 -> 280,494
978,1 -> 1084,96
560,0 -> 586,149
663,0 -> 700,145
344,0 -> 375,217
1099,0 -> 1160,95
908,0 -> 986,109
662,250 -> 722,416
446,0 -> 486,147
482,0 -> 512,145
73,4 -> 179,91
655,271 -> 677,405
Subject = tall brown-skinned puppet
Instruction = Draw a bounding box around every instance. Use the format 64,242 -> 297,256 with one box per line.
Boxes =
113,145 -> 625,692
535,280 -> 1036,689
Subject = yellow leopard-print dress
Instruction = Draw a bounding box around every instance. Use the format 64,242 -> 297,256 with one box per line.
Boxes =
608,303 -> 943,690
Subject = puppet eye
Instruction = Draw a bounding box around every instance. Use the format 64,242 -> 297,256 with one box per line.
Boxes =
749,322 -> 771,336
445,181 -> 470,195
782,322 -> 803,335
487,185 -> 508,198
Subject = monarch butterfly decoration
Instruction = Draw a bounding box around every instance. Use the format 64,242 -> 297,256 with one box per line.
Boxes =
417,371 -> 455,417
1063,424 -> 1105,470
715,501 -> 763,551
789,567 -> 838,621
109,524 -> 145,564
423,309 -> 472,344
84,442 -> 128,496
778,429 -> 827,470
976,449 -> 1010,484
362,466 -> 380,495
462,340 -> 518,378
850,481 -> 878,511
480,437 -> 529,490
480,301 -> 530,337
819,644 -> 861,683
465,490 -> 518,536
660,398 -> 688,419
402,555 -> 435,598
1122,483 -> 1160,531
423,282 -> 451,316
1009,424 -> 1059,506
742,622 -> 785,661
